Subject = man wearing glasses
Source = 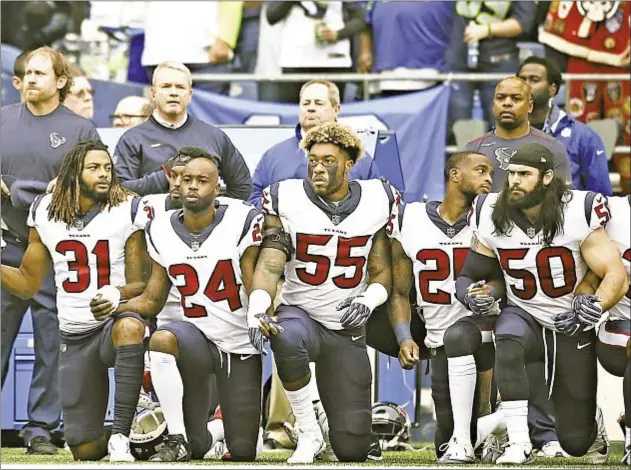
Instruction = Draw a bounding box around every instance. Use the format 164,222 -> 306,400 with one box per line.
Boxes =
111,96 -> 152,129
64,68 -> 95,121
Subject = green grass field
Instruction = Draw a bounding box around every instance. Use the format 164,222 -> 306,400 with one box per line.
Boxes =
1,442 -> 628,467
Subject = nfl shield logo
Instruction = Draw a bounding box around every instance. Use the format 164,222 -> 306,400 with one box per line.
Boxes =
527,227 -> 536,238
74,219 -> 84,231
191,240 -> 200,252
331,214 -> 340,225
446,227 -> 456,238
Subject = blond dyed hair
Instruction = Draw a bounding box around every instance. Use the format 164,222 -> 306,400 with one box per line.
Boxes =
300,122 -> 364,162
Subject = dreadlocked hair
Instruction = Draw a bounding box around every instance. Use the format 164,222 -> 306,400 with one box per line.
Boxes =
48,140 -> 136,228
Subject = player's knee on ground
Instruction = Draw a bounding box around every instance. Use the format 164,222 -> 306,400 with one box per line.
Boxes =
556,425 -> 595,457
443,320 -> 482,357
148,329 -> 179,356
330,409 -> 372,462
269,323 -> 310,383
227,439 -> 257,462
112,316 -> 145,344
70,437 -> 109,461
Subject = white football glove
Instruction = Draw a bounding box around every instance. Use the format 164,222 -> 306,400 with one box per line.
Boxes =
95,285 -> 122,311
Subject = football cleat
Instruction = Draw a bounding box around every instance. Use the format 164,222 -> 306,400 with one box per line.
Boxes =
585,406 -> 610,464
481,430 -> 507,464
149,434 -> 191,462
313,400 -> 338,462
367,434 -> 383,461
108,433 -> 135,462
287,430 -> 325,464
496,442 -> 534,465
536,440 -> 568,458
438,436 -> 476,464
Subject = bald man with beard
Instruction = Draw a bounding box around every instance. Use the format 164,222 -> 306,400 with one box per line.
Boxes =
464,77 -> 571,192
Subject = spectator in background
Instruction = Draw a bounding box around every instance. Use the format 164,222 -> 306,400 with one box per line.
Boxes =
114,62 -> 252,199
1,1 -> 72,51
63,66 -> 94,121
359,1 -> 454,97
141,1 -> 243,95
539,1 -> 630,193
448,2 -> 536,137
266,1 -> 366,103
111,96 -> 152,128
233,1 -> 263,75
248,79 -> 379,208
518,56 -> 612,195
11,50 -> 30,102
0,47 -> 99,456
464,77 -> 571,191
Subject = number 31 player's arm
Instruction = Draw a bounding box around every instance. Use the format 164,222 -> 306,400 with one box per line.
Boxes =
114,259 -> 171,319
1,228 -> 51,299
578,227 -> 628,311
119,231 -> 152,300
455,234 -> 506,308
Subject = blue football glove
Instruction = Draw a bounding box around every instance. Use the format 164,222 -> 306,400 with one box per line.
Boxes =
572,295 -> 603,326
464,280 -> 496,315
337,296 -> 372,329
247,313 -> 284,356
553,310 -> 583,336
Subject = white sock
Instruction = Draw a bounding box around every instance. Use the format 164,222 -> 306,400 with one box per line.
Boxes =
502,400 -> 530,445
207,417 -> 225,444
150,351 -> 187,440
285,384 -> 320,434
308,363 -> 320,402
475,409 -> 505,448
448,355 -> 477,443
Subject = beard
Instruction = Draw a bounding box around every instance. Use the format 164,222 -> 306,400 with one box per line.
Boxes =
507,179 -> 546,209
532,90 -> 551,110
80,180 -> 110,204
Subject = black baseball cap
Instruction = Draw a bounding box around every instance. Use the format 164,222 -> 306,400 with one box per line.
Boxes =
509,143 -> 554,173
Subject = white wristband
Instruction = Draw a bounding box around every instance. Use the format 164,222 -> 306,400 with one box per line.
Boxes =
248,289 -> 272,315
359,283 -> 389,311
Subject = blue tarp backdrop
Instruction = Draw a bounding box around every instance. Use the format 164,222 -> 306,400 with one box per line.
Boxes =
189,85 -> 450,202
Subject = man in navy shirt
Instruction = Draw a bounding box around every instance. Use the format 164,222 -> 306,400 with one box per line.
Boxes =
114,62 -> 252,199
517,56 -> 612,195
248,79 -> 379,208
1,46 -> 100,455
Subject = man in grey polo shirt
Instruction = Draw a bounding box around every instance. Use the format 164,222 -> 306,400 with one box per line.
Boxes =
464,76 -> 571,192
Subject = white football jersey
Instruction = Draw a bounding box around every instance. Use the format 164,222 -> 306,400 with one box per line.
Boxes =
393,201 -> 477,348
134,193 -> 182,326
27,194 -> 141,334
262,179 -> 400,330
605,195 -> 630,321
472,190 -> 609,331
146,197 -> 263,354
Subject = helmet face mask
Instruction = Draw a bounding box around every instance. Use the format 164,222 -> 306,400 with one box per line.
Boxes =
129,407 -> 169,460
371,402 -> 412,451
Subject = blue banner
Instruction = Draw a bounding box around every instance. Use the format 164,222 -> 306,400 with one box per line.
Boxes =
189,85 -> 450,202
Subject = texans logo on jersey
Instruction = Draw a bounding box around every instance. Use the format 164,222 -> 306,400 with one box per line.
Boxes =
495,147 -> 517,170
49,133 -> 66,149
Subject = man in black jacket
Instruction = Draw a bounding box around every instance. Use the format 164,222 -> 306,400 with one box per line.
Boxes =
114,61 -> 252,199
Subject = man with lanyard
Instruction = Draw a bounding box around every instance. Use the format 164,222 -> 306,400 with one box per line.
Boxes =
518,56 -> 612,195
